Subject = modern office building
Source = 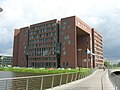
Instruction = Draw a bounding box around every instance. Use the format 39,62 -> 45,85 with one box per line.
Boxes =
0,55 -> 13,67
13,16 -> 103,68
92,29 -> 103,68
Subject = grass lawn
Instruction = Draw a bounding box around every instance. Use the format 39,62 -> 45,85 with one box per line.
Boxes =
0,67 -> 92,75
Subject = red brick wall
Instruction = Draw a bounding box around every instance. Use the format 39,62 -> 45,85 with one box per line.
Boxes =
17,27 -> 29,67
13,29 -> 20,66
60,16 -> 77,68
13,16 -> 103,68
75,16 -> 93,68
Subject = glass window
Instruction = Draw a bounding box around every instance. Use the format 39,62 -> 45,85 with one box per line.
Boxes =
52,23 -> 56,26
63,41 -> 65,45
67,35 -> 69,39
68,40 -> 71,45
64,36 -> 66,40
63,21 -> 67,25
63,51 -> 66,55
62,47 -> 65,50
62,26 -> 65,30
77,21 -> 81,25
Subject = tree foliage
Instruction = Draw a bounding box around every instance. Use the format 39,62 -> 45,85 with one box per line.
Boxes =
117,62 -> 120,67
104,61 -> 111,68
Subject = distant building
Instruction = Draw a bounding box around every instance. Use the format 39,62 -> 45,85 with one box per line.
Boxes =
13,16 -> 103,68
92,29 -> 103,68
0,55 -> 13,67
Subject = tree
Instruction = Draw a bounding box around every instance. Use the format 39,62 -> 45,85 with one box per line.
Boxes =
113,64 -> 117,67
104,61 -> 111,68
117,62 -> 120,67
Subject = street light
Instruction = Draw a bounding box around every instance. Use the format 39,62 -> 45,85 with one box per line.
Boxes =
87,49 -> 90,68
87,49 -> 96,68
0,7 -> 3,12
25,46 -> 29,67
77,49 -> 82,71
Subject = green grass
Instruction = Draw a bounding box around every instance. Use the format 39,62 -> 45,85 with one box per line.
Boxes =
0,67 -> 92,75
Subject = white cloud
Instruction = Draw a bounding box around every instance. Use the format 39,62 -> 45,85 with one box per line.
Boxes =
0,0 -> 120,60
0,48 -> 13,56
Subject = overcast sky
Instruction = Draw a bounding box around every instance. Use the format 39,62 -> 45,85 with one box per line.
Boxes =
0,0 -> 120,62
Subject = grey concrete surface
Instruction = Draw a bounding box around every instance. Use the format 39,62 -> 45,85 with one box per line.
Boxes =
47,69 -> 115,90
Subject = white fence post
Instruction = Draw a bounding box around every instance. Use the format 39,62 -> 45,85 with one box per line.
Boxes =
40,76 -> 43,90
26,78 -> 29,90
66,74 -> 69,84
5,80 -> 7,90
51,75 -> 54,88
75,73 -> 77,80
59,74 -> 63,86
71,74 -> 73,82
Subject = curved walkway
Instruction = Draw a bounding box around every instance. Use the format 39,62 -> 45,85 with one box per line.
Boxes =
47,69 -> 114,90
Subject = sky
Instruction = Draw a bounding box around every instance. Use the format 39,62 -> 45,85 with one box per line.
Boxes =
0,0 -> 120,62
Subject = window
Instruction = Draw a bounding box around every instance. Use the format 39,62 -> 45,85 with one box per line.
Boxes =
52,52 -> 55,55
62,47 -> 65,50
63,21 -> 67,25
67,35 -> 69,39
64,35 -> 69,40
63,41 -> 65,45
63,51 -> 66,55
62,26 -> 65,30
51,33 -> 53,36
64,36 -> 67,40
68,25 -> 70,29
68,40 -> 71,45
77,21 -> 81,25
52,23 -> 56,26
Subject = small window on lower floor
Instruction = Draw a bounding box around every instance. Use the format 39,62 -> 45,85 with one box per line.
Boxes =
68,40 -> 71,45
63,51 -> 66,55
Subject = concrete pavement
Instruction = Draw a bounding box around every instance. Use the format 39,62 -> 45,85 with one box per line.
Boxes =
47,69 -> 115,90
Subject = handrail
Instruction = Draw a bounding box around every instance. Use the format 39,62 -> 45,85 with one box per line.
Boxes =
0,70 -> 93,90
0,71 -> 79,80
108,69 -> 120,90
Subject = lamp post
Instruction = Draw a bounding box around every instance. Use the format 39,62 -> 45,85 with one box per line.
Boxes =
87,52 -> 88,68
25,29 -> 29,68
25,45 -> 29,67
78,49 -> 82,71
86,49 -> 90,68
0,7 -> 3,12
87,49 -> 96,68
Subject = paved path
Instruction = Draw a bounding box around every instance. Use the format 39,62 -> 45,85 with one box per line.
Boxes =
47,69 -> 115,90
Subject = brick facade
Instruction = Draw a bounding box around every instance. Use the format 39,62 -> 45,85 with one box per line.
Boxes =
13,16 -> 103,68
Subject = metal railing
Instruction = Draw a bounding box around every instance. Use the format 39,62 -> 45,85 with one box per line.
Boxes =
108,70 -> 120,90
0,71 -> 92,90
